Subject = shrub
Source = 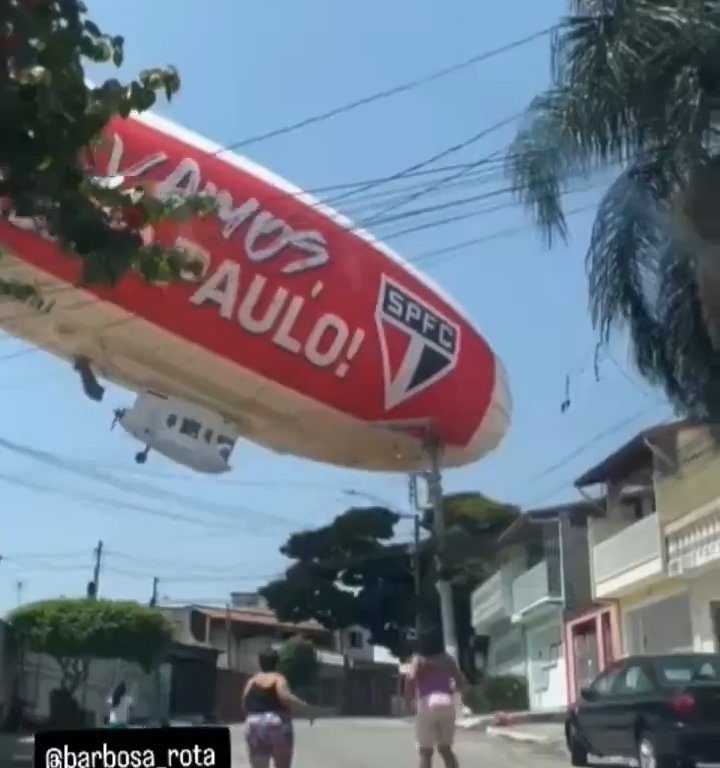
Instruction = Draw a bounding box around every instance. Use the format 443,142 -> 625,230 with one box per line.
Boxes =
462,674 -> 528,713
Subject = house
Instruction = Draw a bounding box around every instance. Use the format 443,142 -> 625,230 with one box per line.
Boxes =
576,420 -> 720,665
470,500 -> 595,711
162,596 -> 400,718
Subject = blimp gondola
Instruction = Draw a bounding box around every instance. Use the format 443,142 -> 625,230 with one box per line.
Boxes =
0,110 -> 511,473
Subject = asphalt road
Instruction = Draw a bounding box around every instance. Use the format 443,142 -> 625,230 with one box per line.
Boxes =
230,718 -> 570,768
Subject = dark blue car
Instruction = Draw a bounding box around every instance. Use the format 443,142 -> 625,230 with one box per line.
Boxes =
566,654 -> 720,768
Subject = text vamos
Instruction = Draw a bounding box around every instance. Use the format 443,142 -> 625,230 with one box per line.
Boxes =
105,133 -> 329,275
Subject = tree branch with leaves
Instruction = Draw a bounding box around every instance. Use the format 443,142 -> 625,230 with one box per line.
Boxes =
0,0 -> 213,308
8,598 -> 174,701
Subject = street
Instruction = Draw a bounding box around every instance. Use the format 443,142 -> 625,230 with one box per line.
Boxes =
229,719 -> 569,767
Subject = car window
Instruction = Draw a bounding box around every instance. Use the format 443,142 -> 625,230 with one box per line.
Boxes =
590,665 -> 622,696
653,656 -> 720,685
615,665 -> 653,695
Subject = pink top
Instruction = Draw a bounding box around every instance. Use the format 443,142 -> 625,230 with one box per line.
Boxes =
411,655 -> 457,699
416,669 -> 454,697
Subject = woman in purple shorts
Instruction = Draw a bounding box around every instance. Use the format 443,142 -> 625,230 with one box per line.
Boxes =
242,650 -> 313,768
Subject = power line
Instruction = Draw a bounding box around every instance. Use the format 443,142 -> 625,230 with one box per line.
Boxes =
0,434 -> 299,529
409,205 -> 595,268
328,116 -> 519,208
223,27 -> 553,150
522,407 -> 674,508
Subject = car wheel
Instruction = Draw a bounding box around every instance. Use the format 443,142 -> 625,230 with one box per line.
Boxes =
638,732 -> 675,768
568,722 -> 589,767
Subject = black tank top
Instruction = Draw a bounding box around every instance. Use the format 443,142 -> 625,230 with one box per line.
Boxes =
244,681 -> 287,714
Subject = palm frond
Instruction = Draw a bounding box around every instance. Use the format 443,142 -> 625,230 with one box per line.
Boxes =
509,0 -> 718,244
656,249 -> 720,418
586,156 -> 674,342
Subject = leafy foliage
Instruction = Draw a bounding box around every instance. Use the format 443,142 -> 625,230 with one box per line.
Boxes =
0,0 -> 212,300
507,0 -> 720,417
278,636 -> 319,690
261,496 -> 519,663
9,598 -> 173,694
463,675 -> 529,714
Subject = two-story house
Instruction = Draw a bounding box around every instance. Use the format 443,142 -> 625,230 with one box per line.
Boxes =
577,420 -> 720,662
470,501 -> 594,711
575,422 -> 695,661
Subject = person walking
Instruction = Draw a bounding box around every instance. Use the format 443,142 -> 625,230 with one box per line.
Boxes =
242,650 -> 314,768
406,629 -> 466,768
106,681 -> 133,727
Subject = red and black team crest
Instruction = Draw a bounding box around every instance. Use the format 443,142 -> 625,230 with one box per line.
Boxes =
374,275 -> 461,410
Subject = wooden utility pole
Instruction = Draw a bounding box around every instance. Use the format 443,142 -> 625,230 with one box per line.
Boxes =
90,540 -> 103,600
150,577 -> 159,607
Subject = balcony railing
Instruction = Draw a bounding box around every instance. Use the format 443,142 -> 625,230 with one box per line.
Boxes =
592,512 -> 663,596
511,559 -> 561,618
471,569 -> 512,630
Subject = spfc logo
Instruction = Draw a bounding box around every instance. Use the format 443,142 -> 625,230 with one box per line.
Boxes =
375,275 -> 460,410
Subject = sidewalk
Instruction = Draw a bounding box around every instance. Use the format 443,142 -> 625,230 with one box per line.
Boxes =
458,709 -> 568,755
486,721 -> 567,751
458,707 -> 566,731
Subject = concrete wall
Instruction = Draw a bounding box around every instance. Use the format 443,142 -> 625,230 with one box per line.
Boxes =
655,426 -> 720,525
0,623 -> 15,726
561,516 -> 592,612
19,653 -> 167,725
621,588 -> 693,655
486,620 -> 526,678
689,569 -> 720,653
525,614 -> 566,711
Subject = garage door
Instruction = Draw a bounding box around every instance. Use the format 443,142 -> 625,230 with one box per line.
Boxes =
624,592 -> 692,655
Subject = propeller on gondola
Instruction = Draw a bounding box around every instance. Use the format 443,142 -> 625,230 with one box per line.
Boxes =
111,408 -> 126,430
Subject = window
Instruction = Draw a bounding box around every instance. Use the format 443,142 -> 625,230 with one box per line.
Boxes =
349,631 -> 363,649
617,665 -> 653,694
203,428 -> 214,444
653,655 -> 720,686
180,418 -> 201,439
590,665 -> 622,695
166,414 -> 178,428
217,435 -> 234,460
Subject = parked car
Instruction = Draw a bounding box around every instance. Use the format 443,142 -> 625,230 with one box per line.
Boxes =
566,653 -> 720,768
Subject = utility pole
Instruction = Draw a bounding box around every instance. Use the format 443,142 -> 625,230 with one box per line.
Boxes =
149,577 -> 159,607
16,580 -> 23,607
90,540 -> 103,600
407,476 -> 423,640
412,513 -> 422,640
426,436 -> 459,661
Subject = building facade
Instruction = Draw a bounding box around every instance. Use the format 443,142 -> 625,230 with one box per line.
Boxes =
470,502 -> 594,711
568,421 -> 720,701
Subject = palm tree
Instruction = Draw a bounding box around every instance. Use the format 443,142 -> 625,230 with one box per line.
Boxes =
507,0 -> 720,418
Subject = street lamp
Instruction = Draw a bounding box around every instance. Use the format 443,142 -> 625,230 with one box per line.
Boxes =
343,489 -> 422,639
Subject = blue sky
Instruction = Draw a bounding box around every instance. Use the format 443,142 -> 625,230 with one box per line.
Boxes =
0,0 -> 672,613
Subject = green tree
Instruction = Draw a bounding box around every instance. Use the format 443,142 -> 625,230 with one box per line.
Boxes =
0,0 -> 212,307
260,495 -> 519,664
507,1 -> 720,418
9,598 -> 173,699
278,636 -> 319,691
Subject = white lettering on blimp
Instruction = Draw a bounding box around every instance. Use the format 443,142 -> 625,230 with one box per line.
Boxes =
383,287 -> 456,353
107,134 -> 330,275
190,259 -> 366,378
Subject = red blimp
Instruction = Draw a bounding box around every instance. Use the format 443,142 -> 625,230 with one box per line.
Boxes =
0,111 -> 511,473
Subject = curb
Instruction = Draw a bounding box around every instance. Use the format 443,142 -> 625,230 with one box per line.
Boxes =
486,726 -> 549,744
486,726 -> 569,757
